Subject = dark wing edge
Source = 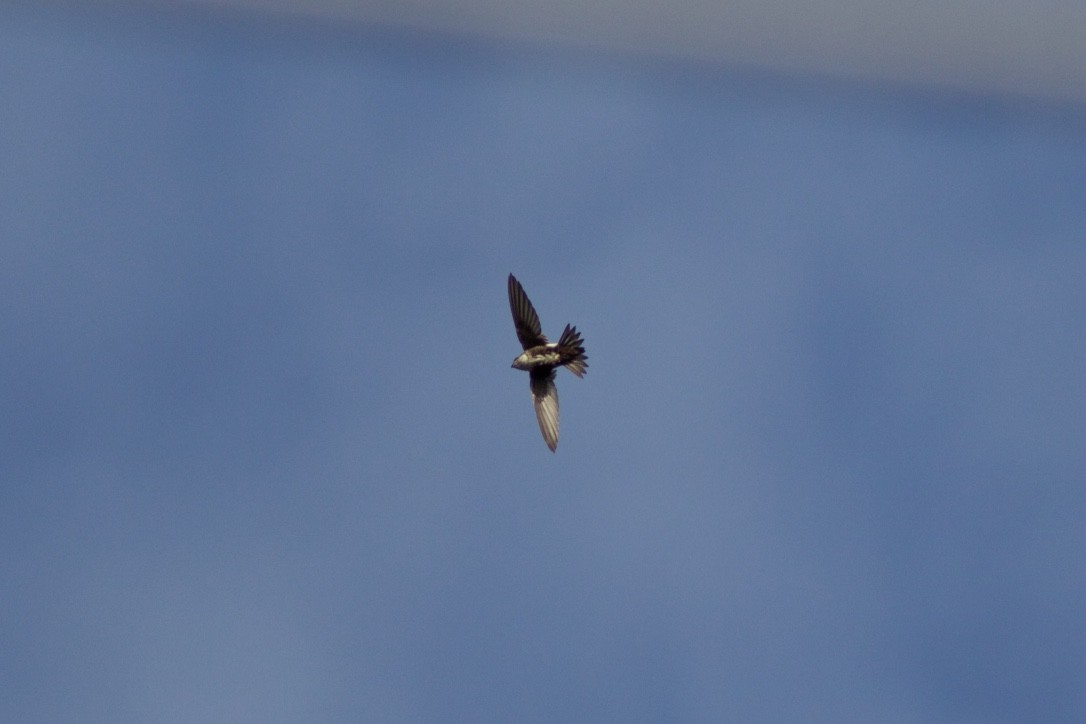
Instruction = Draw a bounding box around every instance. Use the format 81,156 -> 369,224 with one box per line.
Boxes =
508,274 -> 546,349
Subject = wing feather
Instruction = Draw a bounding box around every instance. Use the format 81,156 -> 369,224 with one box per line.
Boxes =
508,274 -> 547,350
530,369 -> 559,452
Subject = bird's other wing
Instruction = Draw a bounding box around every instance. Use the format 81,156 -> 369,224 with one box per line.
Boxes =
529,368 -> 559,452
508,274 -> 547,350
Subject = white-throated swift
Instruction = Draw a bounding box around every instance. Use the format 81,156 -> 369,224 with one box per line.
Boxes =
507,273 -> 588,452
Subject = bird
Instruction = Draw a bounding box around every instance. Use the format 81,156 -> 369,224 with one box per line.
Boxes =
507,273 -> 588,452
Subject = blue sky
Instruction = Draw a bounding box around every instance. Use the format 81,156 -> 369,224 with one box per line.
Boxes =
3,4 -> 1085,721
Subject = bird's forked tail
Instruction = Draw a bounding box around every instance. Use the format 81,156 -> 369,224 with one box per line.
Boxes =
557,324 -> 588,378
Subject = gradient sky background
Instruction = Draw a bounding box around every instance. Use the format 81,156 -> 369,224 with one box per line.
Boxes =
3,2 -> 1085,721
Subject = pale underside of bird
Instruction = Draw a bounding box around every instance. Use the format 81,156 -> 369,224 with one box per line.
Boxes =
507,274 -> 588,452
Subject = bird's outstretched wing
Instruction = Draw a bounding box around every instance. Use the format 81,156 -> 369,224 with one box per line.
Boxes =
530,369 -> 560,452
508,274 -> 546,350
